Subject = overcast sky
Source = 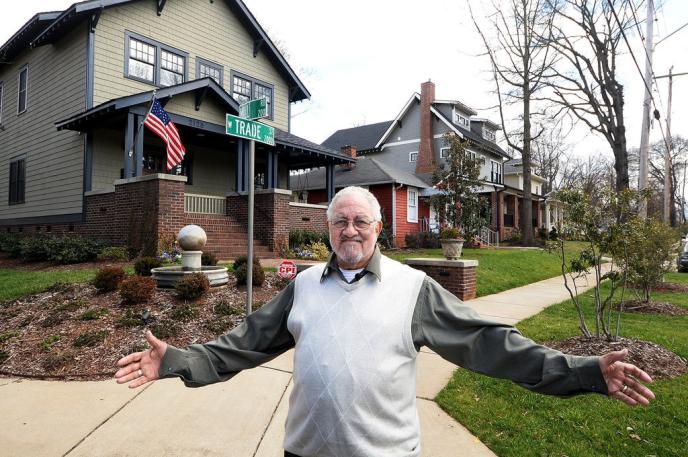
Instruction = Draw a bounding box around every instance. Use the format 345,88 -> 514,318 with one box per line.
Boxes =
2,0 -> 687,161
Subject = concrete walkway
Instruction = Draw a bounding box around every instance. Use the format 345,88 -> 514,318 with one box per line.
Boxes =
0,265 -> 607,457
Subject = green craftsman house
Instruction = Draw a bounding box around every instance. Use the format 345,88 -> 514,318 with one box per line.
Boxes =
0,0 -> 350,257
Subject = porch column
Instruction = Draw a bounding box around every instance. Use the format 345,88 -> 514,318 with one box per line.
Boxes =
545,202 -> 551,231
124,112 -> 135,178
236,139 -> 249,192
326,163 -> 335,202
134,114 -> 144,177
266,150 -> 278,188
514,196 -> 520,229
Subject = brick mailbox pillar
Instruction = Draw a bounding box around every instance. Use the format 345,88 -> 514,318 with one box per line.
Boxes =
405,258 -> 478,301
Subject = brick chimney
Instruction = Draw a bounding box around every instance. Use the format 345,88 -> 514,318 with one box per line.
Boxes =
341,145 -> 357,170
416,80 -> 436,174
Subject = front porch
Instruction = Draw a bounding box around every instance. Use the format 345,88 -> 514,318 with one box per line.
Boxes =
56,79 -> 352,258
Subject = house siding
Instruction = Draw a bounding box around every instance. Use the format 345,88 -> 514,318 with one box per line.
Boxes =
92,128 -> 124,191
185,143 -> 236,196
375,101 -> 421,174
369,184 -> 393,231
93,0 -> 290,130
0,25 -> 87,222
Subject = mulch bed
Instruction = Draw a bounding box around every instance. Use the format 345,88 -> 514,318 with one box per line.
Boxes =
545,336 -> 687,380
648,282 -> 688,293
617,299 -> 688,317
0,273 -> 289,381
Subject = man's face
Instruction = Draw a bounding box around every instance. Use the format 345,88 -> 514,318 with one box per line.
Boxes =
328,193 -> 383,269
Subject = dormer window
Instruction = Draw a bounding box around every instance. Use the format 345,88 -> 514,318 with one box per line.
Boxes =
452,108 -> 470,129
483,128 -> 496,141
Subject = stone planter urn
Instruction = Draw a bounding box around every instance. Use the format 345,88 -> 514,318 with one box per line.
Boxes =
440,239 -> 464,260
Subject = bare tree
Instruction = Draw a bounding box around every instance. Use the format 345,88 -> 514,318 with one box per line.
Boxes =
469,0 -> 558,245
559,153 -> 615,205
648,136 -> 688,225
532,121 -> 571,193
542,0 -> 636,194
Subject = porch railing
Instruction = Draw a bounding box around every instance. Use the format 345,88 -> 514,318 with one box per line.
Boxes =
184,193 -> 226,215
477,226 -> 500,247
420,216 -> 430,232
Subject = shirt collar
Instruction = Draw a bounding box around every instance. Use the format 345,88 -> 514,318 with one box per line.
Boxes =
321,245 -> 383,283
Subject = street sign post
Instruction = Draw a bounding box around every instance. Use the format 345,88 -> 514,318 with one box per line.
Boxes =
239,97 -> 267,120
226,114 -> 275,146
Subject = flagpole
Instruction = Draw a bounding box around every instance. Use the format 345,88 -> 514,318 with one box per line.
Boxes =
127,90 -> 158,173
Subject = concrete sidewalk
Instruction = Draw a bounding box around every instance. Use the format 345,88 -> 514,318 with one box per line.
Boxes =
0,266 -> 607,457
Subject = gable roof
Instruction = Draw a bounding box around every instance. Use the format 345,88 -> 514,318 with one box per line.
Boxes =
431,108 -> 510,159
289,156 -> 430,191
1,0 -> 309,101
0,12 -> 61,64
321,120 -> 393,153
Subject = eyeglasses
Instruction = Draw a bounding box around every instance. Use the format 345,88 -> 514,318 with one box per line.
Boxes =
329,218 -> 375,231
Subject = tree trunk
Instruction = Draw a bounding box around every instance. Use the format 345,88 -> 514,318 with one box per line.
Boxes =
521,80 -> 535,245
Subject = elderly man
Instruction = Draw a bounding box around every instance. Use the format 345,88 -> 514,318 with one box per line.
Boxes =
116,186 -> 654,457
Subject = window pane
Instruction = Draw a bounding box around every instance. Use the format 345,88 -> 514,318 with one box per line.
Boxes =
160,69 -> 183,86
255,84 -> 272,116
130,39 -> 155,64
200,63 -> 221,84
232,76 -> 252,104
128,60 -> 154,82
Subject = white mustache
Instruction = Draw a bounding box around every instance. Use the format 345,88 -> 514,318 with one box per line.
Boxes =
340,236 -> 363,242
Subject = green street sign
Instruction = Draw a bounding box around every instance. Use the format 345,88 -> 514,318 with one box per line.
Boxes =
225,114 -> 275,146
239,97 -> 268,120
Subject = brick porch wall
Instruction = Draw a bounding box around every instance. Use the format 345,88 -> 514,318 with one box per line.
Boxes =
289,202 -> 328,231
405,258 -> 478,301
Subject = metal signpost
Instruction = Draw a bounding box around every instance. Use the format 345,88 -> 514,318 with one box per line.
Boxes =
226,103 -> 274,315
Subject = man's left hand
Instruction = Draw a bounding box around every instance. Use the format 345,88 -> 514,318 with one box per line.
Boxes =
599,349 -> 655,406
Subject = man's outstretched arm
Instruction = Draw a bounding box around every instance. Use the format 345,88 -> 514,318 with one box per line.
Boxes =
412,277 -> 654,404
116,281 -> 296,388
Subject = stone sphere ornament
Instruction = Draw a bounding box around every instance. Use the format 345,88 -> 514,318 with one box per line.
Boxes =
177,225 -> 207,251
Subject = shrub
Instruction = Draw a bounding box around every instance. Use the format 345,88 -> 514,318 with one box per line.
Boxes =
73,330 -> 108,348
549,227 -> 559,240
289,229 -> 330,249
55,299 -> 88,312
171,304 -> 198,321
0,350 -> 9,364
405,232 -> 441,249
42,351 -> 74,371
214,302 -> 241,316
94,267 -> 127,293
40,335 -> 60,352
116,309 -> 144,328
20,234 -> 54,261
201,251 -> 218,266
0,232 -> 21,256
41,312 -> 66,328
119,276 -> 157,305
79,308 -> 108,321
0,330 -> 19,343
307,241 -> 330,261
233,256 -> 264,286
97,246 -> 129,262
440,227 -> 461,239
49,236 -> 104,264
134,257 -> 162,276
149,320 -> 179,339
174,273 -> 210,300
538,227 -> 549,240
205,318 -> 232,335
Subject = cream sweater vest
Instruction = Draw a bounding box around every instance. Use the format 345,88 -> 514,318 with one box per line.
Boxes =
285,256 -> 426,457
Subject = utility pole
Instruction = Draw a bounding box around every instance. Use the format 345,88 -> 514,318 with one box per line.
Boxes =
638,0 -> 654,218
664,66 -> 673,224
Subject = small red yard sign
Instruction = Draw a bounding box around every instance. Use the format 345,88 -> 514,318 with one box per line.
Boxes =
278,260 -> 298,280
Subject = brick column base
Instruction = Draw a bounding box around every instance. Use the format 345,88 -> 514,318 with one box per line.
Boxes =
405,258 -> 478,301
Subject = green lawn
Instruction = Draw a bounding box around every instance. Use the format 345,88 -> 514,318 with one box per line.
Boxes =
435,272 -> 688,457
386,242 -> 587,297
0,268 -> 99,302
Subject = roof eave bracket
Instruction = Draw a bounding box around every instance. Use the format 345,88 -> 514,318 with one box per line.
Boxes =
195,87 -> 209,111
90,8 -> 103,33
253,38 -> 264,58
157,0 -> 167,16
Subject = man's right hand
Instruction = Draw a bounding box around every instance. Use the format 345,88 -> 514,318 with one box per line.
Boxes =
115,330 -> 168,388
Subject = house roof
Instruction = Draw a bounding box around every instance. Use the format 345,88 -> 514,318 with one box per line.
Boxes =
289,157 -> 430,191
55,78 -> 351,165
1,0 -> 310,101
504,158 -> 541,174
433,99 -> 477,116
430,109 -> 510,159
471,117 -> 502,131
321,120 -> 393,153
0,12 -> 61,64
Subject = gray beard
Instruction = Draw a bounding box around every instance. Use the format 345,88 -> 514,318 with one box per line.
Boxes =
336,244 -> 364,266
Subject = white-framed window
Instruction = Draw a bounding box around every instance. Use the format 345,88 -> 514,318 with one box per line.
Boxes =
483,128 -> 496,141
407,188 -> 418,222
197,58 -> 223,85
491,160 -> 503,183
230,71 -> 274,120
17,66 -> 28,114
125,33 -> 187,87
440,147 -> 449,159
452,107 -> 470,128
409,151 -> 418,162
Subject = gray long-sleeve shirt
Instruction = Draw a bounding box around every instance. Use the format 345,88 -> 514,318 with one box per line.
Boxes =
159,248 -> 608,397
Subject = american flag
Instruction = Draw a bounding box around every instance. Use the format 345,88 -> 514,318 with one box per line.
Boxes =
144,97 -> 186,170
